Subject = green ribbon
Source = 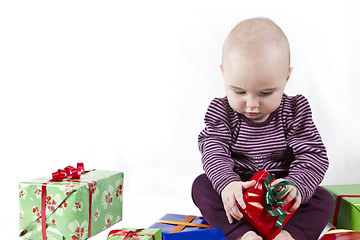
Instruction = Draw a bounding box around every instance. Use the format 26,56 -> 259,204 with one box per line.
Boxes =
263,174 -> 298,229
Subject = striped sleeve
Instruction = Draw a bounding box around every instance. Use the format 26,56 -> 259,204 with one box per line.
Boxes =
198,98 -> 241,194
284,95 -> 329,203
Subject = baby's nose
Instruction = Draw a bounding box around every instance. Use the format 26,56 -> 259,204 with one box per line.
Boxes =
246,97 -> 259,108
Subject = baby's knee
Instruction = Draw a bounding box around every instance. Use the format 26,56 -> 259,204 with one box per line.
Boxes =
317,186 -> 334,208
191,174 -> 212,204
192,174 -> 209,192
315,186 -> 335,219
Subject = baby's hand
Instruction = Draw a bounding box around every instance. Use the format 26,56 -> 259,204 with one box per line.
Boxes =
270,178 -> 302,211
220,180 -> 256,224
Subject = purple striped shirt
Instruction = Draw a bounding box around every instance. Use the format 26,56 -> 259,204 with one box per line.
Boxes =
198,94 -> 328,203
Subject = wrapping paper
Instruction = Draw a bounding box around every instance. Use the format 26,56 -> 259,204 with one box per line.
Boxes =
322,184 -> 360,231
149,214 -> 225,240
19,164 -> 124,239
238,170 -> 298,239
107,228 -> 162,240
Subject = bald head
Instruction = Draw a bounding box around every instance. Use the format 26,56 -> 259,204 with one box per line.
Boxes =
222,17 -> 290,70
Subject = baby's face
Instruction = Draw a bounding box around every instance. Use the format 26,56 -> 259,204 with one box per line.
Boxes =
222,49 -> 291,122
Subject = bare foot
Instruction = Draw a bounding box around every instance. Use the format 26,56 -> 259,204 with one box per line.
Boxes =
273,230 -> 295,240
238,231 -> 263,240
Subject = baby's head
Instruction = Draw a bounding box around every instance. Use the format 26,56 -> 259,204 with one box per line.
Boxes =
221,17 -> 292,122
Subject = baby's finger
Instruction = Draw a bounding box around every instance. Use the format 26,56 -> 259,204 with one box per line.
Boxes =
229,203 -> 243,221
242,180 -> 256,190
289,197 -> 301,211
289,192 -> 302,211
225,197 -> 242,221
281,187 -> 297,205
234,192 -> 246,209
270,179 -> 286,200
225,209 -> 233,224
270,178 -> 284,187
236,180 -> 255,209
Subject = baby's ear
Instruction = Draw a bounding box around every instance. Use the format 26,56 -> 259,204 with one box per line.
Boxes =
285,67 -> 293,83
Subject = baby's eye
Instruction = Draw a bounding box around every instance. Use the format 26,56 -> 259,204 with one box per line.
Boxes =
235,91 -> 246,95
259,91 -> 273,96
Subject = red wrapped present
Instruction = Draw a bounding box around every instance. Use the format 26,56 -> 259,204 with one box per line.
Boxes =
319,228 -> 360,240
238,170 -> 299,239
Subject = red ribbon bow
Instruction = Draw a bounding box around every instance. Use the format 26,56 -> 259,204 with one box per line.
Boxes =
108,229 -> 155,240
51,162 -> 85,182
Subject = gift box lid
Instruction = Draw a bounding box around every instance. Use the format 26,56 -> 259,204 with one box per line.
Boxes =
149,214 -> 211,233
20,170 -> 122,184
149,214 -> 225,240
322,184 -> 360,196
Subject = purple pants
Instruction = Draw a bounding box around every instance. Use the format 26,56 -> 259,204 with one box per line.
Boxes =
192,174 -> 334,240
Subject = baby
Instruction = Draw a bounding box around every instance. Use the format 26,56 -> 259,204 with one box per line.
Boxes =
192,17 -> 334,240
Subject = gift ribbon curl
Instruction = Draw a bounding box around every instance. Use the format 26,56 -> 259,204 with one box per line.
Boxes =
263,174 -> 298,229
108,229 -> 155,240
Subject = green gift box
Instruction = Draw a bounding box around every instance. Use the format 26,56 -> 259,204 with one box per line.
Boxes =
19,163 -> 124,239
322,184 -> 360,231
107,228 -> 162,240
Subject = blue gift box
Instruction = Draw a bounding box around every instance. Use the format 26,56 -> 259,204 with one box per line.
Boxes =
149,213 -> 226,240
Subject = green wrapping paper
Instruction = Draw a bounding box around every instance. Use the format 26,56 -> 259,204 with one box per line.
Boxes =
19,168 -> 124,239
107,228 -> 162,240
322,184 -> 360,231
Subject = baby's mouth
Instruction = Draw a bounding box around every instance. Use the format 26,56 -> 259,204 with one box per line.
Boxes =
246,112 -> 260,117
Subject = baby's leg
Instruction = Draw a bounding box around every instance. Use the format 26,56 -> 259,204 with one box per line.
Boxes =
282,186 -> 334,240
192,174 -> 256,240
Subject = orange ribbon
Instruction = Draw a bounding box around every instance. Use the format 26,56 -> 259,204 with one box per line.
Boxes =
156,215 -> 211,233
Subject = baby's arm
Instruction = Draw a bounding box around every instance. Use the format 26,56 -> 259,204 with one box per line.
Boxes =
285,95 -> 328,203
198,98 -> 242,194
221,180 -> 256,224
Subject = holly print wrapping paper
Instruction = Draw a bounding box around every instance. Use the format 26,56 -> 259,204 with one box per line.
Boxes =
107,228 -> 162,240
19,168 -> 124,239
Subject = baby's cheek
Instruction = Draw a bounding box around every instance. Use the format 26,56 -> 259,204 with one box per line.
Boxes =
228,100 -> 243,113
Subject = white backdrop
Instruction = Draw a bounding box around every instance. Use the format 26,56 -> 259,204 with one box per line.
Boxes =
1,0 -> 360,239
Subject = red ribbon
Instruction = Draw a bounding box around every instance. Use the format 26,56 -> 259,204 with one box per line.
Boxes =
108,229 -> 155,240
51,162 -> 84,182
41,183 -> 48,240
333,194 -> 360,226
41,163 -> 92,240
